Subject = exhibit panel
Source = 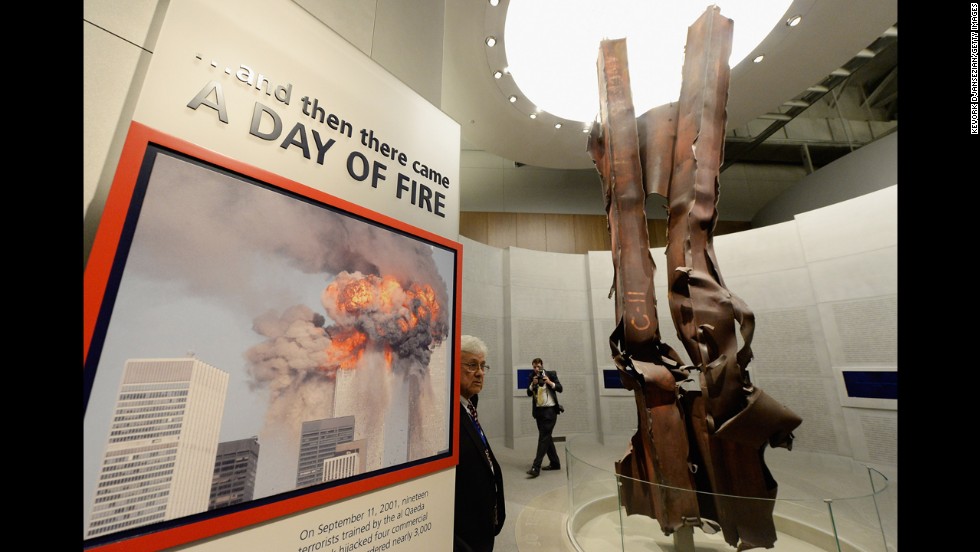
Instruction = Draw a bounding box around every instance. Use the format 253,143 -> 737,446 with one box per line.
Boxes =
83,1 -> 463,550
167,471 -> 455,552
130,0 -> 459,238
462,187 -> 895,475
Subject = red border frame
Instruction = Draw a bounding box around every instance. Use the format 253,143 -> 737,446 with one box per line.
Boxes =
84,121 -> 463,551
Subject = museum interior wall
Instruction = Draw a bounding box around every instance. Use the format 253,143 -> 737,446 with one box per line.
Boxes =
84,0 -> 898,488
83,0 -> 897,474
462,184 -> 898,479
456,130 -> 897,254
458,212 -> 754,254
82,4 -> 897,552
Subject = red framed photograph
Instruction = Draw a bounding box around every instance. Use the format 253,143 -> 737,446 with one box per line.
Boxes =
83,122 -> 462,551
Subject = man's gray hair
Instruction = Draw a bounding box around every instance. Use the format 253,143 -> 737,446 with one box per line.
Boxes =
460,334 -> 488,357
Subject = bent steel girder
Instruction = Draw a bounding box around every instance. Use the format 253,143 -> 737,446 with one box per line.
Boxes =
589,38 -> 700,536
590,7 -> 802,551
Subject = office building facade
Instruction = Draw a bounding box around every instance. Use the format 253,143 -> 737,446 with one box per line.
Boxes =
209,436 -> 260,510
295,416 -> 356,488
86,358 -> 229,538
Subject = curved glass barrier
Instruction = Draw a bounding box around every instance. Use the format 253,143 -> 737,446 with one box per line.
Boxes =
564,435 -> 896,552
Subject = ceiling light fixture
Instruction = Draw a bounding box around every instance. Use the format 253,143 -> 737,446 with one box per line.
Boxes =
503,0 -> 792,123
485,36 -> 497,47
529,113 -> 537,119
753,54 -> 765,63
554,123 -> 563,129
509,95 -> 518,103
489,0 -> 499,6
785,15 -> 802,27
493,70 -> 503,79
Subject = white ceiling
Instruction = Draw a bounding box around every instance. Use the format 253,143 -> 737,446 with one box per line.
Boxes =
442,0 -> 897,169
298,0 -> 898,222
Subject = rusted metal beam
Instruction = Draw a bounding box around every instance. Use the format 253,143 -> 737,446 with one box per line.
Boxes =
590,6 -> 802,550
589,37 -> 702,538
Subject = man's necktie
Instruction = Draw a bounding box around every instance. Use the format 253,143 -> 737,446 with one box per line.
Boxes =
467,402 -> 488,447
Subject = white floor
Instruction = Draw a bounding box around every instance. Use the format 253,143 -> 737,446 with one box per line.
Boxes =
489,436 -> 897,552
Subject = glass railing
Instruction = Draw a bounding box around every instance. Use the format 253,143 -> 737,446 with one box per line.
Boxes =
564,435 -> 896,551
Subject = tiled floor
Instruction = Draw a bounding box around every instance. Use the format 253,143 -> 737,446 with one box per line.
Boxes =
487,436 -> 898,552
490,437 -> 572,552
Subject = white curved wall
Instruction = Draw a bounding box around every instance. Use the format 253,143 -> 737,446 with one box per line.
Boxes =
461,185 -> 897,477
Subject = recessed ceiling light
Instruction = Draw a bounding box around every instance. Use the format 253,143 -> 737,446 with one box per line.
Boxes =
785,15 -> 802,27
489,0 -> 500,6
486,36 -> 497,47
493,70 -> 503,79
582,127 -> 590,133
529,113 -> 537,119
554,123 -> 562,129
509,95 -> 518,103
503,0 -> 793,122
753,55 -> 765,63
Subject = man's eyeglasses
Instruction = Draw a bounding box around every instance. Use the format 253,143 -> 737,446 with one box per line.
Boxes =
462,361 -> 490,373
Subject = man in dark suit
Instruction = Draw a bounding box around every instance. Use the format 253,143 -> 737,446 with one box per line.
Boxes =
455,335 -> 505,552
526,357 -> 563,478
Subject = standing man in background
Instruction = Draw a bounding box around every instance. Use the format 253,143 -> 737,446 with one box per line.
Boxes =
526,357 -> 563,478
455,335 -> 505,552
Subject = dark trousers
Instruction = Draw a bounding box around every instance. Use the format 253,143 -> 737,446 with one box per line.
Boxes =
532,407 -> 560,469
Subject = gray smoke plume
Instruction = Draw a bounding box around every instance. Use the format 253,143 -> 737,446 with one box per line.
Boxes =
126,153 -> 451,331
123,152 -> 452,494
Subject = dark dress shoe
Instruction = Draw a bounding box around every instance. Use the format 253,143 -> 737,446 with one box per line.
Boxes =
542,464 -> 561,470
526,468 -> 540,478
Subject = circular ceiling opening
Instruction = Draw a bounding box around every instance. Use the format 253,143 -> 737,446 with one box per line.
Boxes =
503,0 -> 794,123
